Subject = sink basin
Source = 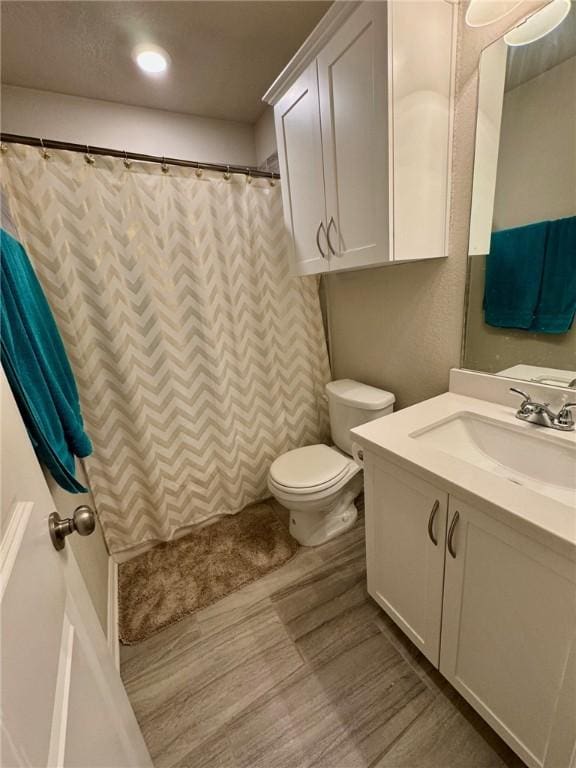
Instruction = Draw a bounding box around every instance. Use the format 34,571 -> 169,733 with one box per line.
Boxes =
411,412 -> 576,507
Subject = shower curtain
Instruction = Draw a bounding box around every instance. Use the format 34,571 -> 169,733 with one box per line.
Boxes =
1,144 -> 330,555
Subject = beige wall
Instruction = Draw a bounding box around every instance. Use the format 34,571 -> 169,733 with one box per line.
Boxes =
494,56 -> 576,230
465,55 -> 576,375
1,85 -> 257,166
325,1 -> 549,410
254,106 -> 277,167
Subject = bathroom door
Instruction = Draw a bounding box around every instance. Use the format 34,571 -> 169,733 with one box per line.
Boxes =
0,370 -> 152,768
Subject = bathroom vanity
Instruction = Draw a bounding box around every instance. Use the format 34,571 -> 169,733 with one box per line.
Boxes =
352,372 -> 576,768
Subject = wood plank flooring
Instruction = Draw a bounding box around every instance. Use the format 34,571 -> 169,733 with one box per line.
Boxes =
121,505 -> 526,768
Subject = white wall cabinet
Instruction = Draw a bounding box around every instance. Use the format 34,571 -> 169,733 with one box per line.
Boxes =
264,1 -> 456,276
274,63 -> 328,275
317,2 -> 389,272
365,455 -> 576,768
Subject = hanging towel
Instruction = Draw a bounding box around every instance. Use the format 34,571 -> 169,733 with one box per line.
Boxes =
530,216 -> 576,334
0,229 -> 92,492
484,220 -> 549,330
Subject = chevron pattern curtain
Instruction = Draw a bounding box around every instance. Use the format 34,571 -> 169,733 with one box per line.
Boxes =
2,144 -> 330,555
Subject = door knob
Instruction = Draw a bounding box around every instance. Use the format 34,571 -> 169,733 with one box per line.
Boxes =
49,505 -> 96,551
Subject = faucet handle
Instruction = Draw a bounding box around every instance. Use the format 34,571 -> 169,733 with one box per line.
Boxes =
557,402 -> 576,427
509,387 -> 532,405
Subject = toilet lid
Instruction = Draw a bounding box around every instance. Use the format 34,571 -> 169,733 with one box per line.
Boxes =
269,445 -> 350,490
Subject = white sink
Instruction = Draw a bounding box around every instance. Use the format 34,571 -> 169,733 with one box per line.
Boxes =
412,412 -> 576,507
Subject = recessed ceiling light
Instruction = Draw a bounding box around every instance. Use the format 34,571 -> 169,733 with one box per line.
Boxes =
132,44 -> 169,75
504,0 -> 571,46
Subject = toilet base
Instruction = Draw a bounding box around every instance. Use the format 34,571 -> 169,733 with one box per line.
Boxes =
287,478 -> 362,547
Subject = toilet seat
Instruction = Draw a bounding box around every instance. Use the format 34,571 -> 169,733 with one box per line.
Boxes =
269,444 -> 353,494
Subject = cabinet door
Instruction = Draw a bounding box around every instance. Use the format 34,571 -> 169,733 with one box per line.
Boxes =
318,2 -> 389,271
389,1 -> 455,261
440,496 -> 576,768
365,456 -> 448,666
274,62 -> 328,276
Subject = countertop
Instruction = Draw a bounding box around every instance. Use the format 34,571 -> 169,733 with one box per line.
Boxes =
352,392 -> 576,557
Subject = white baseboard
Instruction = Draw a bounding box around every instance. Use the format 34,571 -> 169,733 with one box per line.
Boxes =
107,558 -> 120,671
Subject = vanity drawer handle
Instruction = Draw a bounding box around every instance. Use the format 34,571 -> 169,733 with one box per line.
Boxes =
427,500 -> 440,546
447,511 -> 460,558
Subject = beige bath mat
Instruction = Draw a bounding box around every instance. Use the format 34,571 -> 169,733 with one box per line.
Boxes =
118,502 -> 298,644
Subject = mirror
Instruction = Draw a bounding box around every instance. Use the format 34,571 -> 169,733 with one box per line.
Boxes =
463,3 -> 576,389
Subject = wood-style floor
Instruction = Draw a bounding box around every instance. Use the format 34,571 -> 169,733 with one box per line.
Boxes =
121,505 -> 526,768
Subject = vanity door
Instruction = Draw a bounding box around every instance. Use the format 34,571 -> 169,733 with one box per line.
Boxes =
440,495 -> 576,768
364,456 -> 447,666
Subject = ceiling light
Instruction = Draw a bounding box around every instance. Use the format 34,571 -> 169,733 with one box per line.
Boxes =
504,0 -> 570,45
132,44 -> 169,75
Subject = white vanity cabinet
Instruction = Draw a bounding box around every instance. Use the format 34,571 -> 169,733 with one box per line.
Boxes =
441,495 -> 576,768
264,1 -> 456,276
364,455 -> 576,768
365,458 -> 447,665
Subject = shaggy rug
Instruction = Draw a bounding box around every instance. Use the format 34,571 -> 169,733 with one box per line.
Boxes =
118,502 -> 298,644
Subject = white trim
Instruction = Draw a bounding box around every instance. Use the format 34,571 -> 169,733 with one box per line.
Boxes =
444,1 -> 459,257
0,501 -> 33,602
262,2 -> 360,105
47,614 -> 74,768
107,558 -> 120,670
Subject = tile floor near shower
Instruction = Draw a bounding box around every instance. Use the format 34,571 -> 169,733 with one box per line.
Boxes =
120,503 -> 525,768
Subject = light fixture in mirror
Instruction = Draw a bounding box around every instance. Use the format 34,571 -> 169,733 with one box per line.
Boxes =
463,2 -> 576,389
504,0 -> 571,45
465,0 -> 525,28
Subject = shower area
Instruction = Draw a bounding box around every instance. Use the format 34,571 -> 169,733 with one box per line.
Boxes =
1,138 -> 331,631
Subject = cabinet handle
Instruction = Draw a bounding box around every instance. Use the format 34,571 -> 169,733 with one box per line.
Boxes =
326,216 -> 337,255
447,510 -> 460,558
316,222 -> 328,259
427,499 -> 440,546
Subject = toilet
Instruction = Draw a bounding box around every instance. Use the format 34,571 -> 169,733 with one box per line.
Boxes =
268,379 -> 395,546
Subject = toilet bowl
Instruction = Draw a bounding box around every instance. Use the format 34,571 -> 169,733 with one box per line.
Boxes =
268,379 -> 395,546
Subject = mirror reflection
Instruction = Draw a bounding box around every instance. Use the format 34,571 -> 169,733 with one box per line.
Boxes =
464,3 -> 576,388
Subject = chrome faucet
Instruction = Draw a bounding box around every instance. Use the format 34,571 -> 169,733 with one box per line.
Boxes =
510,388 -> 575,432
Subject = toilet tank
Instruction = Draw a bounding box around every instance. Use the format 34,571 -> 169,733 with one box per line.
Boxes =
326,379 -> 395,456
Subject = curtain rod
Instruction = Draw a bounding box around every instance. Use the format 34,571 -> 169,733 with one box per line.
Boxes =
0,133 -> 281,180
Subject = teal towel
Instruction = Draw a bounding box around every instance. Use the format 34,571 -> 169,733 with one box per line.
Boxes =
484,221 -> 548,330
531,216 -> 576,334
1,229 -> 92,492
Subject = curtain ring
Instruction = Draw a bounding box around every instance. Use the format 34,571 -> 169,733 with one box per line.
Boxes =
246,168 -> 252,184
123,150 -> 132,169
195,161 -> 203,178
1,142 -> 8,155
39,138 -> 50,159
223,164 -> 231,181
85,145 -> 95,165
269,175 -> 276,187
161,156 -> 169,174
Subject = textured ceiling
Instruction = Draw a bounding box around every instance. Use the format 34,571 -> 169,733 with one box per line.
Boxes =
505,1 -> 576,90
0,1 -> 332,123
